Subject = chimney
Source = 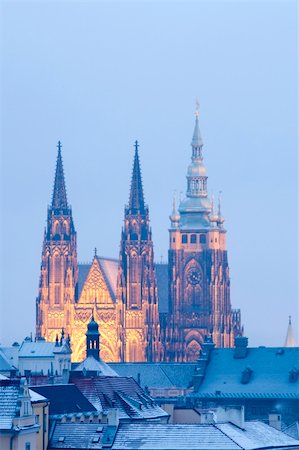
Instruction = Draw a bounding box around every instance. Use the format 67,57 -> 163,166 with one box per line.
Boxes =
193,336 -> 215,391
269,412 -> 282,431
234,336 -> 248,359
215,406 -> 245,429
200,411 -> 215,424
107,408 -> 119,427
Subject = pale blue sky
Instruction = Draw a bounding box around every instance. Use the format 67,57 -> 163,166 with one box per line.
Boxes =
0,1 -> 297,347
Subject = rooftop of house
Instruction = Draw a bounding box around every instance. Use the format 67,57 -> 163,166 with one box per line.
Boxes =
48,420 -> 299,450
49,422 -> 109,449
72,376 -> 168,421
109,362 -> 196,389
190,346 -> 299,399
30,384 -> 97,415
0,348 -> 17,373
0,379 -> 20,429
18,340 -> 71,358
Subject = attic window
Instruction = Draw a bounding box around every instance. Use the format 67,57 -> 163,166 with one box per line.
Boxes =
92,436 -> 100,443
97,426 -> 103,432
58,437 -> 65,442
241,367 -> 253,384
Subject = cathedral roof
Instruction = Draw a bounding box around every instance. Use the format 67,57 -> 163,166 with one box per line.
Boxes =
77,260 -> 169,313
78,257 -> 118,301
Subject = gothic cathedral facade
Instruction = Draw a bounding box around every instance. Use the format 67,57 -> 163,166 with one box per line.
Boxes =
36,113 -> 241,362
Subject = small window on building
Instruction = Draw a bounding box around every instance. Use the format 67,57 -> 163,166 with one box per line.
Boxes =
200,234 -> 206,244
25,443 -> 31,450
190,234 -> 197,244
181,234 -> 188,244
172,237 -> 175,243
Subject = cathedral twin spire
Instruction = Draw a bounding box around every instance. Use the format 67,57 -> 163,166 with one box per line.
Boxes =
128,140 -> 146,215
52,141 -> 68,210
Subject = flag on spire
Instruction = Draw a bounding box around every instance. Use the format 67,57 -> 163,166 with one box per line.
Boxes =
52,141 -> 68,209
128,140 -> 145,214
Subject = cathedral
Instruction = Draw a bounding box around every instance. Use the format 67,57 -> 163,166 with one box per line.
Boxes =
36,111 -> 241,362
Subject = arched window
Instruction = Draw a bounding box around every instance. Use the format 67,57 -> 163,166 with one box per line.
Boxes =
190,234 -> 197,244
200,234 -> 206,244
181,234 -> 188,244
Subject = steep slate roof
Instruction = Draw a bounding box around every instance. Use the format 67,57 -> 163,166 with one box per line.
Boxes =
109,362 -> 196,389
77,257 -> 118,301
30,384 -> 96,415
0,379 -> 20,429
190,347 -> 299,399
73,376 -> 168,421
77,260 -> 168,312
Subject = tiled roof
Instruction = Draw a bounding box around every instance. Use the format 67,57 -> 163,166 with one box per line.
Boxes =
73,376 -> 168,420
48,421 -> 299,450
49,422 -> 108,449
216,421 -> 299,450
112,423 -> 241,449
190,347 -> 299,398
30,384 -> 97,415
109,362 -> 196,389
0,379 -> 19,429
75,356 -> 119,376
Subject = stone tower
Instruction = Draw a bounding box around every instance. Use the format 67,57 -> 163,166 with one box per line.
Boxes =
36,141 -> 78,342
162,110 -> 238,361
117,141 -> 161,362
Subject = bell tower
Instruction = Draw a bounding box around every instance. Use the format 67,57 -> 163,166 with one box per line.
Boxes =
86,313 -> 101,360
117,141 -> 161,362
36,141 -> 78,342
163,107 -> 239,361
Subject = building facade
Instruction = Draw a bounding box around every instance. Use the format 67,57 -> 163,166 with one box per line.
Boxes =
36,113 -> 241,362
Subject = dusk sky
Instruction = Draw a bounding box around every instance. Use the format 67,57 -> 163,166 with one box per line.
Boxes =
0,1 -> 297,347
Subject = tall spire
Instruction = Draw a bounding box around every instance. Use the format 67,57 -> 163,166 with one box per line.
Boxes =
284,316 -> 298,347
52,141 -> 68,209
128,140 -> 145,214
191,100 -> 204,152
